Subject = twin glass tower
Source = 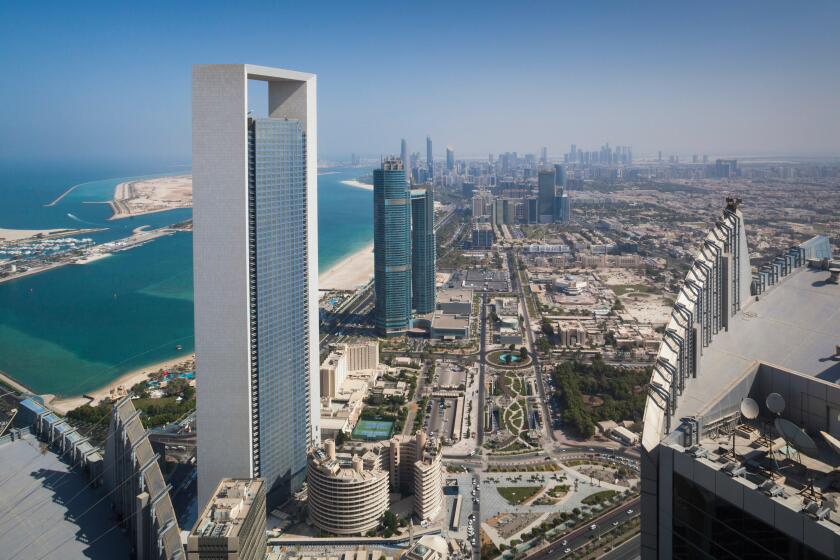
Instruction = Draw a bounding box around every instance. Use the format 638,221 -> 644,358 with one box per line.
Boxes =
373,157 -> 436,336
192,65 -> 320,509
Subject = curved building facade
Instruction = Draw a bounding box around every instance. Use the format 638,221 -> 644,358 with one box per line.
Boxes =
307,440 -> 389,535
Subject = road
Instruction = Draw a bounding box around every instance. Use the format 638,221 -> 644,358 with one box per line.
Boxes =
476,292 -> 489,446
507,249 -> 555,442
599,534 -> 640,560
319,285 -> 374,355
527,497 -> 640,560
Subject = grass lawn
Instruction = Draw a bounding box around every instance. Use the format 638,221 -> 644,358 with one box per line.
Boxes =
612,284 -> 660,296
582,490 -> 618,505
497,486 -> 542,505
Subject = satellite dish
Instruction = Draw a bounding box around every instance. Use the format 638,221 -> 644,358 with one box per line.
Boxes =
775,418 -> 818,458
740,398 -> 759,420
821,431 -> 840,457
766,393 -> 785,415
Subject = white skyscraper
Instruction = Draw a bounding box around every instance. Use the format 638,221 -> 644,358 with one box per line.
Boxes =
192,64 -> 320,509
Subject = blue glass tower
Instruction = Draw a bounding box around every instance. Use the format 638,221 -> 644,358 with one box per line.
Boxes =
374,158 -> 412,335
411,186 -> 436,314
248,117 -> 311,501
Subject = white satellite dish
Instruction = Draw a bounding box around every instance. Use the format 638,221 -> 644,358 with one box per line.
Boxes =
740,397 -> 759,420
766,393 -> 785,415
821,431 -> 840,457
775,418 -> 818,458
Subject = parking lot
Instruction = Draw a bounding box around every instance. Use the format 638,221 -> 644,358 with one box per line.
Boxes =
427,396 -> 458,442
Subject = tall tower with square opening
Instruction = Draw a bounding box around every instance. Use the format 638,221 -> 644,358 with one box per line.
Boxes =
193,64 -> 320,509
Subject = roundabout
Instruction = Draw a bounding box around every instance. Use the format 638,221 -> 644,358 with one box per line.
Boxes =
486,349 -> 532,368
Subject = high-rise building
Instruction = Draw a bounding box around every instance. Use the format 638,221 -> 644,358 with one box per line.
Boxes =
374,157 -> 412,336
554,190 -> 571,223
193,64 -> 320,509
540,146 -> 548,164
426,136 -> 433,177
411,185 -> 436,314
538,167 -> 556,222
554,163 -> 566,187
446,146 -> 455,171
640,199 -> 839,559
715,158 -> 738,178
400,138 -> 410,183
188,479 -> 266,560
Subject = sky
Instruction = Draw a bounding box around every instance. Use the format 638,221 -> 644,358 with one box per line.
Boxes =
0,0 -> 838,165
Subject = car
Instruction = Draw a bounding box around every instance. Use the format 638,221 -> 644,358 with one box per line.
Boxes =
613,521 -> 619,526
590,524 -> 597,530
627,508 -> 634,514
564,548 -> 571,554
561,540 -> 567,546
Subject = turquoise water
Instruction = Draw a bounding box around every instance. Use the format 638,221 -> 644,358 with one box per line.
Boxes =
500,353 -> 522,363
0,162 -> 372,396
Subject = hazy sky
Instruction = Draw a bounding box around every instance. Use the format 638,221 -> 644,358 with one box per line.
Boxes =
1,0 -> 838,165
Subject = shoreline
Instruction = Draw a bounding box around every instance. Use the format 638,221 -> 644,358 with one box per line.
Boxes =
319,242 -> 374,291
47,353 -> 196,415
340,179 -> 373,191
110,174 -> 192,220
0,227 -> 75,242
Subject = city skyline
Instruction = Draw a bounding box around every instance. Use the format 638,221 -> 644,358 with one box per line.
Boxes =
2,1 -> 839,165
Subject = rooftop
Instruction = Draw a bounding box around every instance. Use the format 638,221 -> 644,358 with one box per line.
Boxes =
673,266 -> 840,421
0,433 -> 129,559
192,478 -> 263,540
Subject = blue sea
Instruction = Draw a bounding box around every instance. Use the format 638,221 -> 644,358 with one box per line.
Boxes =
0,161 -> 372,396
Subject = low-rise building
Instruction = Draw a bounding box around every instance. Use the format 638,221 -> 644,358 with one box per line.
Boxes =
188,479 -> 266,560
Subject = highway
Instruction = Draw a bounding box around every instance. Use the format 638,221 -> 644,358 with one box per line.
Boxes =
507,248 -> 555,442
527,497 -> 640,560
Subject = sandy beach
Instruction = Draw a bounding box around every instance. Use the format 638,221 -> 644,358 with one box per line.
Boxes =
45,353 -> 195,414
0,228 -> 72,242
319,243 -> 374,291
340,179 -> 373,191
110,174 -> 192,220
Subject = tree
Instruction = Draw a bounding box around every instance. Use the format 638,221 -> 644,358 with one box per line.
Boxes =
541,318 -> 555,336
335,430 -> 349,446
519,346 -> 529,359
508,343 -> 516,353
165,378 -> 190,398
381,510 -> 399,537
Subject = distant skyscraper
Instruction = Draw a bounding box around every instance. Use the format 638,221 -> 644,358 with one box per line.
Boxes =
540,146 -> 548,165
426,136 -> 433,177
374,157 -> 412,336
554,190 -> 571,223
400,138 -> 410,183
411,185 -> 436,314
193,64 -> 320,509
538,168 -> 556,222
446,146 -> 455,171
554,164 -> 566,187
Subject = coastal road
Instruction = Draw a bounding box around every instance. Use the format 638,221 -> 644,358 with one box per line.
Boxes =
507,249 -> 555,442
319,284 -> 374,353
